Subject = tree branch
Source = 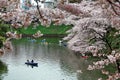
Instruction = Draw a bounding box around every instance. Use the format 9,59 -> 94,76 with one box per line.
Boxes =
106,0 -> 120,16
111,4 -> 120,16
106,0 -> 120,8
91,29 -> 112,53
35,0 -> 43,19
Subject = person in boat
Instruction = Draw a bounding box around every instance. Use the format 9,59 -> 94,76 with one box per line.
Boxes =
27,60 -> 29,63
31,60 -> 34,63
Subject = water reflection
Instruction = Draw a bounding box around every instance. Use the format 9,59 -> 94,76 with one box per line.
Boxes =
0,60 -> 8,80
25,63 -> 38,68
25,60 -> 38,68
0,39 -> 104,80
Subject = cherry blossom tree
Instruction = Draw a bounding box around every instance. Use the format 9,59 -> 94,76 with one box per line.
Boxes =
57,1 -> 120,79
0,0 -> 120,79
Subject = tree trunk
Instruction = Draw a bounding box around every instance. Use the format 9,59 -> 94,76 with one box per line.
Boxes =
116,59 -> 120,73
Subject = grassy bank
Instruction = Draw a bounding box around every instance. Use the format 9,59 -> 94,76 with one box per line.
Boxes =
12,37 -> 61,44
17,24 -> 72,35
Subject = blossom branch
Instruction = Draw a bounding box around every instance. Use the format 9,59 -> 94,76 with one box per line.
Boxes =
106,0 -> 120,16
91,29 -> 112,53
34,0 -> 43,19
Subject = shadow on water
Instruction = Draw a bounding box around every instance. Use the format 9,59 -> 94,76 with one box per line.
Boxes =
25,64 -> 38,68
0,60 -> 8,80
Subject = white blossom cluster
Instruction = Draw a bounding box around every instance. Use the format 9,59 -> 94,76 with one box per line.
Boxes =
62,1 -> 120,54
6,31 -> 22,39
87,50 -> 120,80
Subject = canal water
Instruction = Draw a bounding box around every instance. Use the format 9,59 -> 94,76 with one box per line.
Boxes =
0,38 -> 104,80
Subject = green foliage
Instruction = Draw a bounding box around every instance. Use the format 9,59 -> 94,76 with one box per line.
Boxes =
104,63 -> 117,73
0,26 -> 9,36
0,36 -> 5,48
89,37 -> 97,44
0,60 -> 8,80
111,35 -> 120,49
104,27 -> 120,53
0,41 -> 3,48
0,20 -> 10,48
89,27 -> 120,54
0,20 -> 10,35
15,24 -> 72,35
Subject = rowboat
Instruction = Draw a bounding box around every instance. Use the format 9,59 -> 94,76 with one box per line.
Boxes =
25,62 -> 38,66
